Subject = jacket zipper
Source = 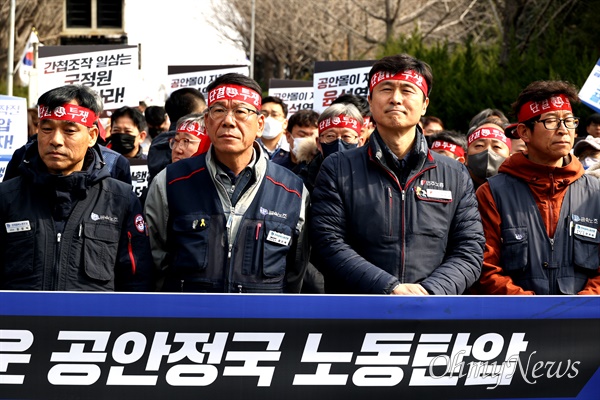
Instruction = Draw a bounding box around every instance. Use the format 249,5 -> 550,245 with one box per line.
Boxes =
548,173 -> 556,294
127,231 -> 136,275
387,187 -> 393,236
52,232 -> 62,290
374,158 -> 437,283
401,166 -> 436,282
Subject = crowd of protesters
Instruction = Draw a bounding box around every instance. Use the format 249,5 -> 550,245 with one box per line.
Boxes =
1,53 -> 599,295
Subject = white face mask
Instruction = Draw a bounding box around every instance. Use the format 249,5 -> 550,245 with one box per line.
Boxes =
292,137 -> 312,157
262,117 -> 284,139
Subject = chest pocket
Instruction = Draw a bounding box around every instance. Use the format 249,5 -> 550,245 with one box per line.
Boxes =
171,214 -> 210,271
500,227 -> 529,273
262,221 -> 293,279
3,223 -> 36,278
412,187 -> 453,238
572,226 -> 600,272
83,222 -> 120,281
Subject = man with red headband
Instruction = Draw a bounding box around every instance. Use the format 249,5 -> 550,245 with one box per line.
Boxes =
428,130 -> 467,164
465,122 -> 511,189
0,85 -> 153,291
310,54 -> 484,295
145,73 -> 309,292
169,113 -> 210,163
475,80 -> 600,295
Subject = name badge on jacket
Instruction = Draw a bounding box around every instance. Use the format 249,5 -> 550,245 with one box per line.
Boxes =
5,220 -> 31,233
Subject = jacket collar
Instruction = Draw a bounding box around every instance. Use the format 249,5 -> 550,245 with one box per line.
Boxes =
368,125 -> 435,174
20,142 -> 110,189
498,151 -> 584,190
206,141 -> 267,183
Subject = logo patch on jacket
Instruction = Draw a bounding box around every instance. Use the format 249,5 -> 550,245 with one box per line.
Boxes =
259,207 -> 288,219
134,214 -> 146,233
420,179 -> 444,189
572,214 -> 598,225
90,212 -> 118,223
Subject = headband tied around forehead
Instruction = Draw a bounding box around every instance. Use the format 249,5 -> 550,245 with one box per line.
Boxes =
176,120 -> 206,138
468,126 -> 510,148
517,94 -> 572,123
431,140 -> 464,158
369,70 -> 428,96
38,104 -> 97,128
318,114 -> 363,136
207,84 -> 262,109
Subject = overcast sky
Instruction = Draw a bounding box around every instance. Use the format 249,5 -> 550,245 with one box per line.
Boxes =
124,0 -> 247,104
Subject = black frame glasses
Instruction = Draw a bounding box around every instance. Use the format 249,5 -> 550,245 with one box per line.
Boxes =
535,117 -> 580,130
206,106 -> 260,122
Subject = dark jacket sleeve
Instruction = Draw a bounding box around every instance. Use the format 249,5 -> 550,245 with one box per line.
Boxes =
419,163 -> 484,294
4,144 -> 28,181
284,187 -> 310,293
113,154 -> 132,185
147,131 -> 175,185
115,191 -> 154,291
310,154 -> 399,294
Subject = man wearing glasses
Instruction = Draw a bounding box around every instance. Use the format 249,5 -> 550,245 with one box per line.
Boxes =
145,73 -> 310,293
169,113 -> 210,163
475,80 -> 600,295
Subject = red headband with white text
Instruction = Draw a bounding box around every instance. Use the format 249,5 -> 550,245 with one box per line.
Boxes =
207,84 -> 262,109
431,140 -> 465,158
319,114 -> 363,136
176,119 -> 211,156
369,70 -> 429,96
468,126 -> 510,147
517,94 -> 572,122
38,104 -> 97,128
177,120 -> 206,139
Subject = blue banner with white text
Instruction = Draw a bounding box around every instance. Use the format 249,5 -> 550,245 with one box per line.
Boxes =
0,292 -> 599,399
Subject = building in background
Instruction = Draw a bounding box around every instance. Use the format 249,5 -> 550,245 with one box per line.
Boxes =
53,0 -> 247,105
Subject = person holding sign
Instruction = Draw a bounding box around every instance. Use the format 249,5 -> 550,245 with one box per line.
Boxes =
310,54 -> 484,295
0,85 -> 153,291
475,80 -> 600,295
145,73 -> 310,293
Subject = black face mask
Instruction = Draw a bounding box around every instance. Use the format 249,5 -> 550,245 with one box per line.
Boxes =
467,150 -> 507,180
109,134 -> 136,155
321,139 -> 358,158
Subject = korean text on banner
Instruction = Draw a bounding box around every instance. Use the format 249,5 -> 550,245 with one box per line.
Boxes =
0,96 -> 28,182
38,45 -> 139,111
167,65 -> 250,98
268,79 -> 314,116
313,60 -> 375,113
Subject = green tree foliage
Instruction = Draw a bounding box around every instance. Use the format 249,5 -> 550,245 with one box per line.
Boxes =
382,29 -> 598,134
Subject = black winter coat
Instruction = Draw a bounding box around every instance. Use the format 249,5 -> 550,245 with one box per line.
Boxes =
0,144 -> 153,291
310,129 -> 484,295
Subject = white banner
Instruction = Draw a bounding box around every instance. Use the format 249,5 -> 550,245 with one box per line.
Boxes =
579,58 -> 600,113
167,65 -> 249,98
313,60 -> 374,113
37,45 -> 140,110
268,79 -> 313,116
129,159 -> 149,198
0,96 -> 28,182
